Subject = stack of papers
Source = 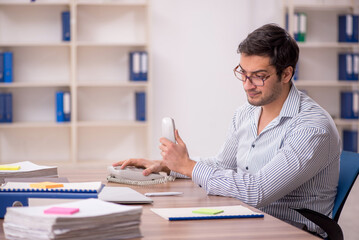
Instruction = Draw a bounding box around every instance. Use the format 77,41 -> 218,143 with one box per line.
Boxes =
3,198 -> 142,240
0,161 -> 58,184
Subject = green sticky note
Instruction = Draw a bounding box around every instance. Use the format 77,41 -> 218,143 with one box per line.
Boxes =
192,208 -> 224,215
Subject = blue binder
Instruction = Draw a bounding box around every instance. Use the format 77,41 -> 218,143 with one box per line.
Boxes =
140,51 -> 148,81
0,191 -> 99,218
341,91 -> 359,119
0,93 -> 5,123
354,53 -> 359,81
4,92 -> 12,123
129,51 -> 141,81
63,91 -> 71,122
135,92 -> 146,121
293,62 -> 299,81
56,91 -> 64,122
0,52 -> 4,82
338,14 -> 359,42
338,53 -> 355,81
353,15 -> 359,42
61,11 -> 71,42
3,52 -> 13,83
343,130 -> 358,152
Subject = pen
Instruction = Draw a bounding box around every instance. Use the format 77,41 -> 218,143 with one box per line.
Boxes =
144,192 -> 183,197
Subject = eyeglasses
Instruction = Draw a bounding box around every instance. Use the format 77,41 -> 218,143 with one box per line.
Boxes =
233,65 -> 271,86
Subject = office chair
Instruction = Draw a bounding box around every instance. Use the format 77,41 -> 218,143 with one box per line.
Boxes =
291,151 -> 359,240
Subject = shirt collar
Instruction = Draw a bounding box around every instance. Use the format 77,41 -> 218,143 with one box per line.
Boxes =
278,84 -> 301,118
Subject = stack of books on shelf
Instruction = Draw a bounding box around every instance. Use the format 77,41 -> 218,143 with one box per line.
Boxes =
0,161 -> 58,184
3,198 -> 142,240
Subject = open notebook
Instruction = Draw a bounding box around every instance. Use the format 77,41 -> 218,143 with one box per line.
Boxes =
151,205 -> 264,221
0,181 -> 103,193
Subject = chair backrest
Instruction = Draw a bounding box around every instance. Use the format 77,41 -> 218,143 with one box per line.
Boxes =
332,151 -> 359,222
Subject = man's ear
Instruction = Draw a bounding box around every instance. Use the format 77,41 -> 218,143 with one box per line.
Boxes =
281,66 -> 293,83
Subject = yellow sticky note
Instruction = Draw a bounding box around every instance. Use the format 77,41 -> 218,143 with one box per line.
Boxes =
30,182 -> 64,189
0,165 -> 21,171
192,208 -> 224,215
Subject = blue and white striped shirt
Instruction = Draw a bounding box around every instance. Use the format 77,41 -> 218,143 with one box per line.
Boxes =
177,84 -> 341,235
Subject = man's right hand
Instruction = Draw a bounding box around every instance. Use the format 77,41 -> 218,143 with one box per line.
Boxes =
112,159 -> 171,176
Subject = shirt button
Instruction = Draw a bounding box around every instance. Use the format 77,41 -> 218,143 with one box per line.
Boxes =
246,166 -> 249,170
198,185 -> 202,188
252,144 -> 255,148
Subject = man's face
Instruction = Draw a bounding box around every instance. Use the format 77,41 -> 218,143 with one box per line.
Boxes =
239,54 -> 283,107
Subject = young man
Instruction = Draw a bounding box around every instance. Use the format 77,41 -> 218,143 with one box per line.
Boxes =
114,24 -> 341,237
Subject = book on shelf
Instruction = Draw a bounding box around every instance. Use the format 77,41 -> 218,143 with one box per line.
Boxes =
129,51 -> 148,81
338,14 -> 359,42
338,53 -> 359,81
3,52 -> 13,83
56,91 -> 71,123
3,199 -> 142,240
340,91 -> 359,119
343,130 -> 358,153
0,92 -> 12,123
135,92 -> 146,121
61,11 -> 71,42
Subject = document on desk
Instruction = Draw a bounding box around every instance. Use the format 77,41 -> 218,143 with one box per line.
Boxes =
151,205 -> 264,221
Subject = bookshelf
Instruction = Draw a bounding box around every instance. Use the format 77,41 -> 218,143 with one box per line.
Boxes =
0,0 -> 151,164
284,0 -> 359,152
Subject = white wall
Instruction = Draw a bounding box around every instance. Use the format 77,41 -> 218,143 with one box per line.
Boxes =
149,0 -> 282,159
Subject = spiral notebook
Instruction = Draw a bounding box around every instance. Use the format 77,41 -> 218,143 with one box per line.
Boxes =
0,181 -> 103,193
151,205 -> 264,221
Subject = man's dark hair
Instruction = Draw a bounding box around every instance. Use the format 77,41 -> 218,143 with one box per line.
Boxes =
237,24 -> 299,79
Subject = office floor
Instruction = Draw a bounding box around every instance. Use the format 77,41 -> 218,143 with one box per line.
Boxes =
338,178 -> 359,240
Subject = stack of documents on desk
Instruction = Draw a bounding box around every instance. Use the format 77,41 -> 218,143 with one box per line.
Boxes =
0,161 -> 58,184
3,198 -> 142,240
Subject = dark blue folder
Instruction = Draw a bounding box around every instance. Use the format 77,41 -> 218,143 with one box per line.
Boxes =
341,91 -> 359,119
343,130 -> 358,152
62,11 -> 71,41
3,52 -> 13,83
135,92 -> 146,121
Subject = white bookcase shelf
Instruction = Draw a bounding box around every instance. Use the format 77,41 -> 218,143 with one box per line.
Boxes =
0,0 -> 151,164
284,0 -> 359,152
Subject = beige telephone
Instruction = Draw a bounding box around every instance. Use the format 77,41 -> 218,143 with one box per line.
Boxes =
107,166 -> 175,186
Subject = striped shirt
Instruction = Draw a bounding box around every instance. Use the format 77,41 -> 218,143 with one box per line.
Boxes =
173,84 -> 341,235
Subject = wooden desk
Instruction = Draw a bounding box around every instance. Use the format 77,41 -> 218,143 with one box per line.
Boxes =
0,165 -> 320,240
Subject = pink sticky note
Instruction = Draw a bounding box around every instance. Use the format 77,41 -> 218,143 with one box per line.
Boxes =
44,207 -> 79,215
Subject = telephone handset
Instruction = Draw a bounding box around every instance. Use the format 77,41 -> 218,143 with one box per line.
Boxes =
107,166 -> 175,186
162,117 -> 176,143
